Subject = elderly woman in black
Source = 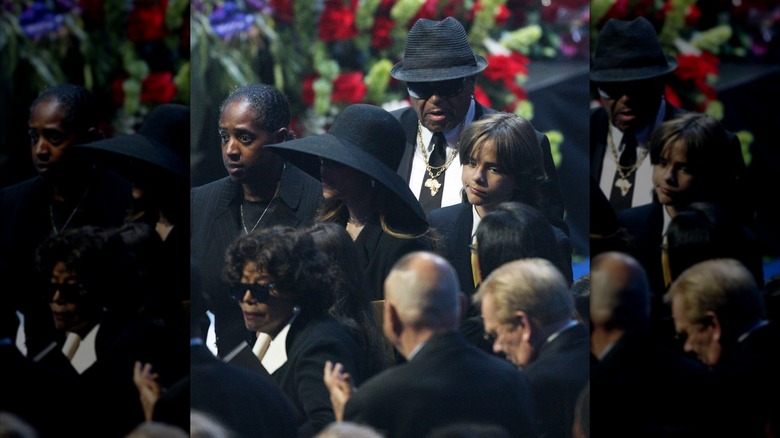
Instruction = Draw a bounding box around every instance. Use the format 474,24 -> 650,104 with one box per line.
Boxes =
223,225 -> 368,437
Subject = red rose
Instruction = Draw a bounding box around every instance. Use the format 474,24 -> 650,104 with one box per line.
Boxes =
302,74 -> 317,106
318,0 -> 358,42
332,72 -> 366,104
473,85 -> 492,108
483,53 -> 529,88
128,0 -> 168,42
371,16 -> 394,50
141,72 -> 177,104
675,53 -> 719,82
80,0 -> 104,23
111,75 -> 129,106
664,85 -> 682,108
495,4 -> 511,26
271,0 -> 295,24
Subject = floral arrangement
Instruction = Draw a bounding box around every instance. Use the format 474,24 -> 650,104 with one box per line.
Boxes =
191,0 -> 588,140
1,0 -> 190,135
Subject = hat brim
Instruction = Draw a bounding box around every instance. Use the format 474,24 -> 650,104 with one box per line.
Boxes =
390,56 -> 488,82
591,57 -> 678,83
74,134 -> 187,180
266,136 -> 428,234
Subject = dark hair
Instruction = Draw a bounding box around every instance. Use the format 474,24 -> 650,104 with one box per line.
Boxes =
571,273 -> 591,326
458,112 -> 548,210
476,202 -> 568,282
308,222 -> 391,374
34,225 -> 136,312
666,202 -> 764,286
218,83 -> 291,133
648,113 -> 744,207
222,225 -> 334,312
31,84 -> 100,142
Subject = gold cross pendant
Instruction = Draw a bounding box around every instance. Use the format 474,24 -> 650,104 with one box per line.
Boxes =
424,178 -> 441,197
615,178 -> 632,196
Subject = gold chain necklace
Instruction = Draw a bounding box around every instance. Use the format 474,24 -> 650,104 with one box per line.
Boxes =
417,120 -> 461,197
608,130 -> 648,197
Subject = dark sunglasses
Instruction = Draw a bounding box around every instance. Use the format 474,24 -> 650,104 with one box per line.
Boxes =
407,78 -> 466,99
230,282 -> 275,303
596,79 -> 662,100
45,283 -> 87,303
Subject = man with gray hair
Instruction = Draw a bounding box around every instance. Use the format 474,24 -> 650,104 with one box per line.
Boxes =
474,258 -> 589,438
324,251 -> 538,438
665,258 -> 779,437
590,251 -> 712,438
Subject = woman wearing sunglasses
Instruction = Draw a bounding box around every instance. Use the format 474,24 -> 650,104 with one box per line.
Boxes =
33,224 -> 187,437
222,225 -> 369,438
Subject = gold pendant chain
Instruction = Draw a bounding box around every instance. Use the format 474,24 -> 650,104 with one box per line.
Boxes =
417,121 -> 462,197
608,129 -> 648,182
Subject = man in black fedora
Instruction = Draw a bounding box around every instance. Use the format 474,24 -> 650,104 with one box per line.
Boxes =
590,16 -> 682,215
389,16 -> 566,234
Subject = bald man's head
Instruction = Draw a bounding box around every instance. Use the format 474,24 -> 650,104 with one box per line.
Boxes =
384,251 -> 461,331
591,251 -> 651,331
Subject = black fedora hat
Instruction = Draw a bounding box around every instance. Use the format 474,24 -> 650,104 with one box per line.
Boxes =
591,17 -> 678,83
75,103 -> 189,180
390,17 -> 488,82
265,104 -> 428,234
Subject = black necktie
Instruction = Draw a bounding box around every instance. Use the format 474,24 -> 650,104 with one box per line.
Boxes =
419,132 -> 447,215
609,131 -> 637,214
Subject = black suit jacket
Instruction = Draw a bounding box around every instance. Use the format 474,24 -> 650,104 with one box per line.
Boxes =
190,343 -> 299,438
390,104 -> 568,234
617,202 -> 667,311
272,312 -> 369,438
0,343 -> 93,437
190,164 -> 322,356
523,323 -> 590,438
429,202 -> 573,299
712,322 -> 780,438
353,222 -> 433,301
591,331 -> 716,438
344,331 -> 539,438
0,167 -> 132,355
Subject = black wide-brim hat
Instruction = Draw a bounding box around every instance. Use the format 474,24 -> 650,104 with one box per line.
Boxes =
391,17 -> 488,82
265,104 -> 428,234
591,17 -> 678,83
74,103 -> 189,180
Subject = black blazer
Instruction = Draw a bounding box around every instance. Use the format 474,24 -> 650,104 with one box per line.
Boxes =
190,164 -> 322,356
591,331 -> 716,438
617,202 -> 666,310
343,331 -> 539,438
429,202 -> 574,299
390,103 -> 568,235
353,222 -> 433,301
523,323 -> 590,438
190,343 -> 299,438
712,322 -> 780,438
271,312 -> 369,438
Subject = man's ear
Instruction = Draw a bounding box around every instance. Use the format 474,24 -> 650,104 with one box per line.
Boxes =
706,311 -> 721,342
274,127 -> 289,143
514,311 -> 531,341
386,302 -> 403,338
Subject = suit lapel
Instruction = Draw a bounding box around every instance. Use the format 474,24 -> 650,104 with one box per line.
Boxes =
397,108 -> 419,182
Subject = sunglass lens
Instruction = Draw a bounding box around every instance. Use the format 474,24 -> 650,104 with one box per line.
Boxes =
231,283 -> 272,302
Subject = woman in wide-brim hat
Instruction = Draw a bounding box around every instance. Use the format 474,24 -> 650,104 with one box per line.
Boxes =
265,103 -> 434,300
